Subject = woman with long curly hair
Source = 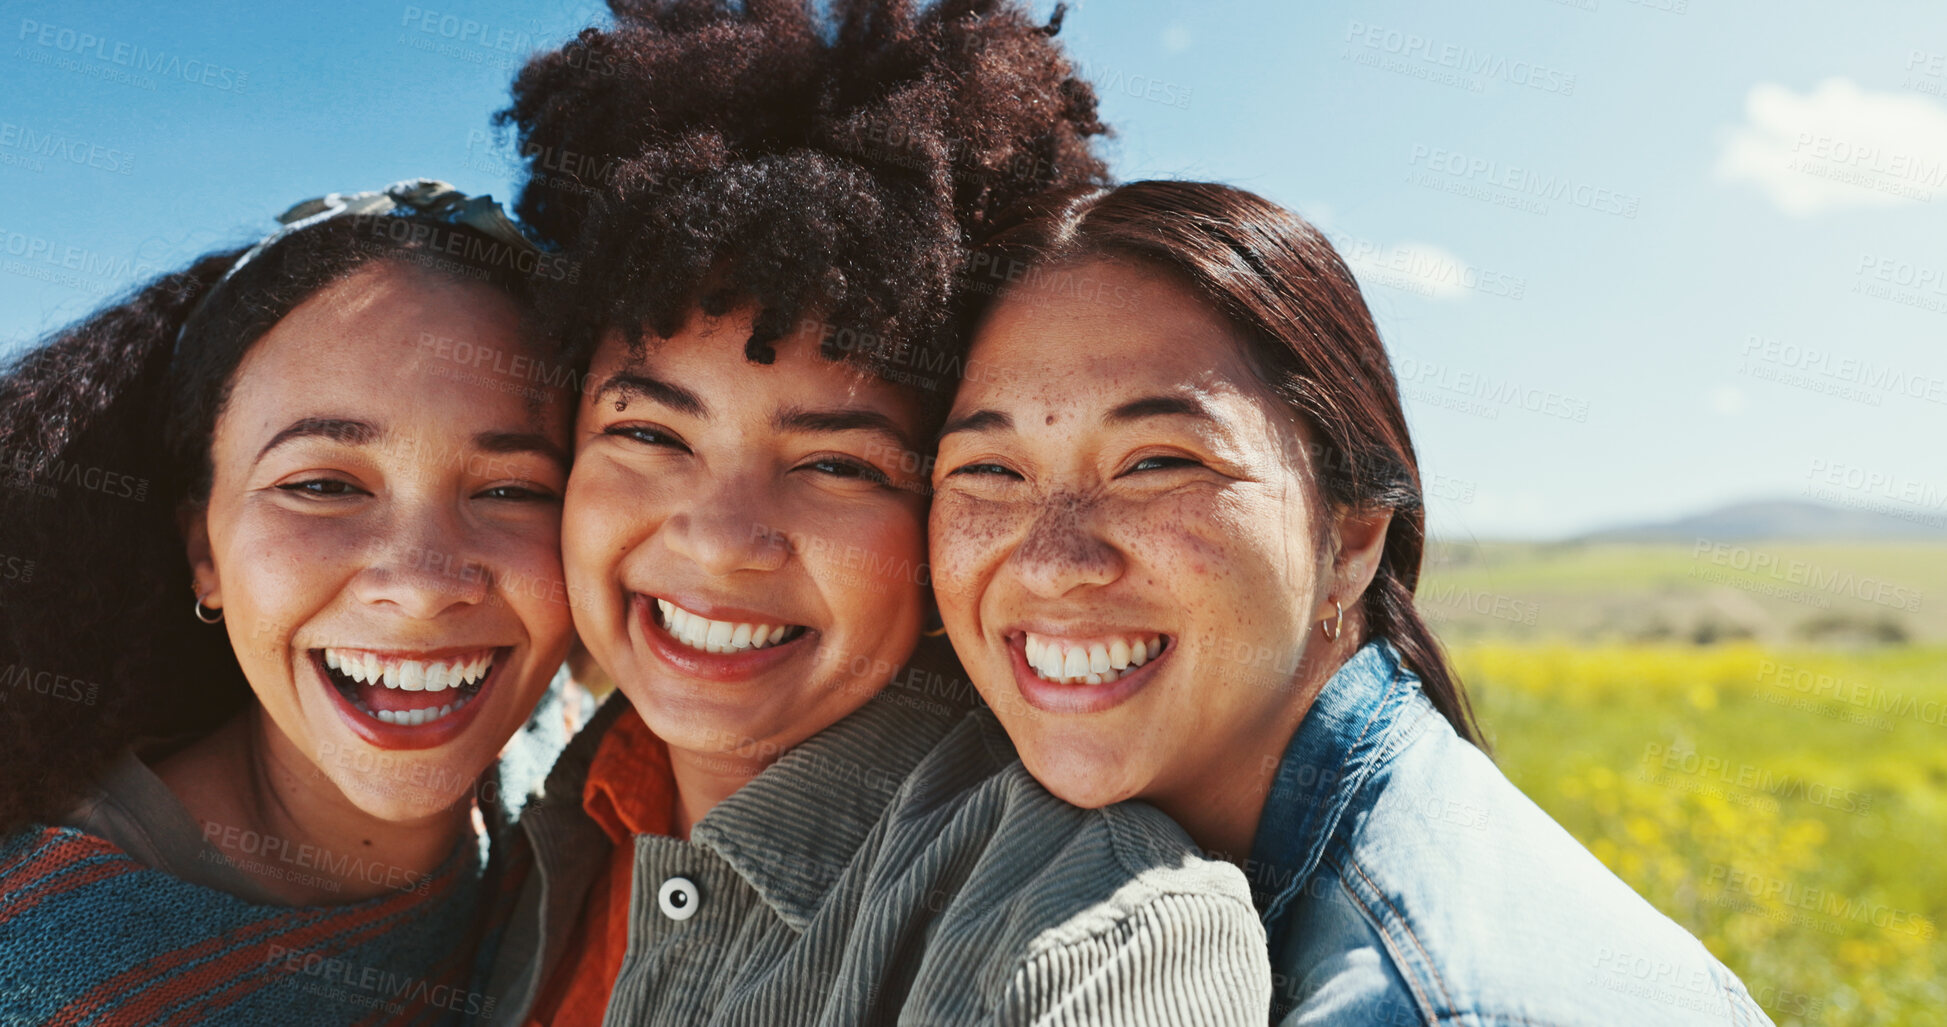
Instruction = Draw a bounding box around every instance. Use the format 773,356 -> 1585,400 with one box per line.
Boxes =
0,182 -> 581,1024
475,2 -> 1273,1023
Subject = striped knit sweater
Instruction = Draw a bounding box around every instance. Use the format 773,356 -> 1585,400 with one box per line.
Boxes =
0,673 -> 588,1027
0,824 -> 488,1026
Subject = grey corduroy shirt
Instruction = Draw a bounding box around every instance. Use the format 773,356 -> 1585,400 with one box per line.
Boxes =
481,687 -> 1271,1025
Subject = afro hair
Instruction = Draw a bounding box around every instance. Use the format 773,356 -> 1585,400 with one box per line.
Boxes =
496,0 -> 1111,389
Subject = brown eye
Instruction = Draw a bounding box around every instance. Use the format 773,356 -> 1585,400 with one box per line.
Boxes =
803,458 -> 892,486
1127,456 -> 1198,474
947,463 -> 1018,479
278,478 -> 363,497
604,424 -> 688,450
478,484 -> 556,502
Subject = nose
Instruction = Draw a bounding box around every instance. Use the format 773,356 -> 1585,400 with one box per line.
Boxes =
659,472 -> 791,577
1008,491 -> 1124,597
347,507 -> 493,618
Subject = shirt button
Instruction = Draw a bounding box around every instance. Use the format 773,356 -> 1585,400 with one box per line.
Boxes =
658,876 -> 700,921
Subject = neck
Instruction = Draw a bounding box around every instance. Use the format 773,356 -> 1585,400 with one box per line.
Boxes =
158,709 -> 467,904
1148,630 -> 1364,867
666,745 -> 777,841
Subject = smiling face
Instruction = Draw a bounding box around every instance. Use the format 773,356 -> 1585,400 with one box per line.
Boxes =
188,261 -> 575,822
565,310 -> 930,773
930,257 -> 1337,816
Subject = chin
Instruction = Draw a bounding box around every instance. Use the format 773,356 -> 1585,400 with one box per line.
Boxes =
1022,743 -> 1142,811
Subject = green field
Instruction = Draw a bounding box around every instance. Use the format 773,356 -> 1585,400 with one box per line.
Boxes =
1424,543 -> 1945,1025
1421,540 -> 1947,645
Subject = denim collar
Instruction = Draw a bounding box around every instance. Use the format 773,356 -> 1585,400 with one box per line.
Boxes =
1247,640 -> 1420,940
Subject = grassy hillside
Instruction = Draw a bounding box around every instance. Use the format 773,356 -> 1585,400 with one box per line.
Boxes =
1420,541 -> 1947,645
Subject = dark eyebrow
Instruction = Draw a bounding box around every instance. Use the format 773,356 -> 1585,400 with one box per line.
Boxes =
256,417 -> 378,463
475,431 -> 571,470
1106,394 -> 1217,424
594,371 -> 707,418
774,405 -> 915,451
935,409 -> 1012,443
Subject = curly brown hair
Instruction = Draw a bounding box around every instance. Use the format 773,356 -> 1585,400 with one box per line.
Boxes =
496,0 -> 1110,386
0,217 -> 547,836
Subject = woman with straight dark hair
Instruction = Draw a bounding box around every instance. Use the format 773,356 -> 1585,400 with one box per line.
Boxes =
929,180 -> 1775,1026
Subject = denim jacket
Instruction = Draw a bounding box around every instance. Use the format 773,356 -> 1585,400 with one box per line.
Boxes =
1248,640 -> 1774,1026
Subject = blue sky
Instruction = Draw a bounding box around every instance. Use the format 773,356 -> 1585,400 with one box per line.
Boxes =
2,0 -> 1941,539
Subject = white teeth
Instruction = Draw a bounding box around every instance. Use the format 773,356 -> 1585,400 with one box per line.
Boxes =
1021,633 -> 1166,685
351,693 -> 468,726
656,599 -> 799,655
324,648 -> 495,694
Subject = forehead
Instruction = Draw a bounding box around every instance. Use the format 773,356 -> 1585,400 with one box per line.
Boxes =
959,258 -> 1270,415
224,265 -> 557,435
586,314 -> 928,425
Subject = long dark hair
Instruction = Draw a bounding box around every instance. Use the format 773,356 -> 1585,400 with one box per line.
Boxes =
964,180 -> 1485,748
0,213 -> 541,835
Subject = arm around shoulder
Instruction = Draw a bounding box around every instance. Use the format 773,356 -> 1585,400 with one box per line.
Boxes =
991,888 -> 1273,1027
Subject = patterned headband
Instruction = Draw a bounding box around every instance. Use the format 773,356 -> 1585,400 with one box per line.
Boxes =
176,178 -> 542,351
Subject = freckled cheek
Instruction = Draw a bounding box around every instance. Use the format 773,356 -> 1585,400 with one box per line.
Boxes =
1108,501 -> 1234,582
927,495 -> 1028,612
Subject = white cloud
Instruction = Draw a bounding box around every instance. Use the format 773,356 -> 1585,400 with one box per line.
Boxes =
1160,23 -> 1192,54
1342,240 -> 1473,301
1714,77 -> 1947,215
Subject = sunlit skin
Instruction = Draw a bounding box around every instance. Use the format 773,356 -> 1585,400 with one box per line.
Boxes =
565,310 -> 932,837
163,262 -> 575,903
929,258 -> 1389,861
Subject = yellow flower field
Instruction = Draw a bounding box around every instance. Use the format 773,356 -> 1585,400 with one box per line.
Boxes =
1453,643 -> 1946,1026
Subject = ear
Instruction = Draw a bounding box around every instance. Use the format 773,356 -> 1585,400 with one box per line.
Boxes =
179,502 -> 220,609
1316,505 -> 1392,622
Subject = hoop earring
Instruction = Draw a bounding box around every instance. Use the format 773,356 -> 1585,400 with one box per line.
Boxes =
1322,600 -> 1343,642
194,595 -> 224,624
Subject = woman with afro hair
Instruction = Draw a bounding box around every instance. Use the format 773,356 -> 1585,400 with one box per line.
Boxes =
475,2 -> 1274,1024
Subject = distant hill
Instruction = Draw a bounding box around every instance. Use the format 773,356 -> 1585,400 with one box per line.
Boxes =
1574,499 -> 1947,544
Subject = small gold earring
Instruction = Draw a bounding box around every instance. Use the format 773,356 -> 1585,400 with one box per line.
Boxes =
1322,600 -> 1343,642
